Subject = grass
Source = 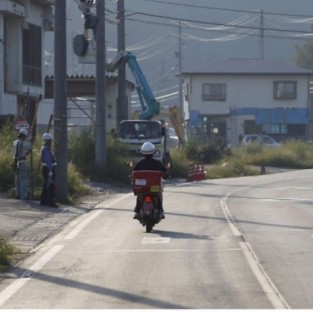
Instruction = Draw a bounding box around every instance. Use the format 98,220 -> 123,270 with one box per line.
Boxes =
204,140 -> 313,179
0,240 -> 20,271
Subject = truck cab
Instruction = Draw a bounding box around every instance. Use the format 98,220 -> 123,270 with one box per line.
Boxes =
118,120 -> 171,167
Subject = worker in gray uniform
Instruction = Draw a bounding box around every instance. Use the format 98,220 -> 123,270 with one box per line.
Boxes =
12,128 -> 32,200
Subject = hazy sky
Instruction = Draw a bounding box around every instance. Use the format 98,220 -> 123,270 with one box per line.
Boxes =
45,0 -> 313,107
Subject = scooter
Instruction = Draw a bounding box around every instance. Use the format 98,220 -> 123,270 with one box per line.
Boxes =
132,170 -> 164,233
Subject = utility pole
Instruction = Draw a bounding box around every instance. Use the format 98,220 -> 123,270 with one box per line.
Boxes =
54,0 -> 68,202
259,10 -> 264,59
178,21 -> 184,117
95,0 -> 106,167
116,0 -> 128,128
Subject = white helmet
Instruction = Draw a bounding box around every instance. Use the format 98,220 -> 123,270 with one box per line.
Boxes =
19,128 -> 28,137
140,142 -> 155,155
42,133 -> 52,141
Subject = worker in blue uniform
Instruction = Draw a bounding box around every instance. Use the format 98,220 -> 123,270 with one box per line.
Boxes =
40,133 -> 58,208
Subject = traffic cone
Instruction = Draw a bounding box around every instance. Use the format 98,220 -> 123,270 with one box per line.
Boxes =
187,162 -> 195,181
199,162 -> 206,180
194,162 -> 200,181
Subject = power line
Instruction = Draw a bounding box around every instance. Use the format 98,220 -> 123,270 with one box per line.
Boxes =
125,17 -> 312,42
126,11 -> 313,35
143,0 -> 313,19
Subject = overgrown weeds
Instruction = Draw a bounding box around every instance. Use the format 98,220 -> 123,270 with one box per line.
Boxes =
0,240 -> 20,271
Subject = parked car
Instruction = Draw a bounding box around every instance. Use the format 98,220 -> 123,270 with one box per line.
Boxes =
241,134 -> 281,148
168,127 -> 179,149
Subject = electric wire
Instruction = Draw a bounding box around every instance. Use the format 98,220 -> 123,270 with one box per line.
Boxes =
142,0 -> 313,19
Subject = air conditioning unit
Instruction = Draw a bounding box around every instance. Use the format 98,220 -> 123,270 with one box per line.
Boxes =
0,0 -> 25,17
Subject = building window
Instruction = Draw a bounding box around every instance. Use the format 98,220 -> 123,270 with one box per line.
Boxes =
23,24 -> 42,86
273,81 -> 297,100
263,124 -> 287,134
202,83 -> 226,101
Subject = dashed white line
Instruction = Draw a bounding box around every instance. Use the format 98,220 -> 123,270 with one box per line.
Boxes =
142,237 -> 171,244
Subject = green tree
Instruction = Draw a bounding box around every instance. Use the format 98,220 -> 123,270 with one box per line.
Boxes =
295,24 -> 313,69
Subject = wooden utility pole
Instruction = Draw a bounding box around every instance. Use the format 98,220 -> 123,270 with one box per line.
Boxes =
259,10 -> 264,59
54,0 -> 68,202
178,21 -> 184,117
116,0 -> 128,128
95,0 -> 106,167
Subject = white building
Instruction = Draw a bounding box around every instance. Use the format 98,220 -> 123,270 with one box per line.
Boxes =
0,0 -> 54,127
181,58 -> 313,147
0,1 -> 135,134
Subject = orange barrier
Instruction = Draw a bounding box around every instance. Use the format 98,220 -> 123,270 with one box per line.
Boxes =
187,162 -> 206,181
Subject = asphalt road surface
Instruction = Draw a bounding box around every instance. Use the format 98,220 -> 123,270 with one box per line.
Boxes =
0,169 -> 312,309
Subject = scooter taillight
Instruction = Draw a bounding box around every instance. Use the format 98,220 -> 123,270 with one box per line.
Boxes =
145,195 -> 151,203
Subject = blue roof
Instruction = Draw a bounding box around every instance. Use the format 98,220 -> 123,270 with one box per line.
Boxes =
181,59 -> 313,75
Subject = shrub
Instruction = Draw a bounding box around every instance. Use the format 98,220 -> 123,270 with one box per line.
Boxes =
206,159 -> 259,179
0,240 -> 19,270
233,140 -> 313,169
183,139 -> 228,164
68,128 -> 95,176
67,163 -> 92,203
68,129 -> 131,185
169,147 -> 189,178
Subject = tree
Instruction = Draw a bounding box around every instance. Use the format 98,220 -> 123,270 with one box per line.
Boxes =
295,24 -> 313,69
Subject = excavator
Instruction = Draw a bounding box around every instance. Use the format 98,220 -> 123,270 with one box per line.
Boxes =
107,51 -> 184,167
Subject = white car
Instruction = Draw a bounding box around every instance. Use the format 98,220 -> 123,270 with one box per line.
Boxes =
241,134 -> 281,148
168,127 -> 179,149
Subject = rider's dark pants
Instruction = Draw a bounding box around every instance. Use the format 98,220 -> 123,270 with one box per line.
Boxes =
40,166 -> 56,205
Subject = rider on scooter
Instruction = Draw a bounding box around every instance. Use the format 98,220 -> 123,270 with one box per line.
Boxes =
133,142 -> 168,220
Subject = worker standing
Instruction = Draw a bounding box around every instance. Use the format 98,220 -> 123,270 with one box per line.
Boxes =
40,133 -> 58,208
12,128 -> 32,200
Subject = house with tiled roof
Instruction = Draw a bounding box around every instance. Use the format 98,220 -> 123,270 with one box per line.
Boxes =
181,58 -> 313,147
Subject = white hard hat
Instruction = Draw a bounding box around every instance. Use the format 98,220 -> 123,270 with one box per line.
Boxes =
140,142 -> 155,155
19,128 -> 28,137
42,133 -> 52,141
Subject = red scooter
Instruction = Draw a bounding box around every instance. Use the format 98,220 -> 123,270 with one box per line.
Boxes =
132,170 -> 164,233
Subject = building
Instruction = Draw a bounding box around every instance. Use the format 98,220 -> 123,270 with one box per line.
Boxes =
43,75 -> 135,133
181,58 -> 313,147
0,0 -> 54,128
0,1 -> 135,135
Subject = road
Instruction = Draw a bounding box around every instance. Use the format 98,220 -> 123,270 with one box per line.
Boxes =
0,169 -> 312,309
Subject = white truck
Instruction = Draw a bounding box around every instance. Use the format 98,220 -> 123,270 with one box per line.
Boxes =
108,51 -> 173,168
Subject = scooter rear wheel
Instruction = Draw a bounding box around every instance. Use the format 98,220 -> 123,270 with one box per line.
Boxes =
146,223 -> 153,233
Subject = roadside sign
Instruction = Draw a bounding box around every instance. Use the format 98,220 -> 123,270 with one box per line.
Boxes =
15,120 -> 29,130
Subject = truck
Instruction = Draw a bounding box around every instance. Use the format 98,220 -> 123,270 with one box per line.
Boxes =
107,51 -> 174,167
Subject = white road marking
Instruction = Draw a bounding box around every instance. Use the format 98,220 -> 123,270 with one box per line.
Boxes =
142,237 -> 171,244
77,248 -> 241,253
0,245 -> 64,307
258,198 -> 313,203
95,193 -> 131,209
274,186 -> 313,190
64,210 -> 102,240
64,193 -> 131,240
221,190 -> 290,309
220,197 -> 241,237
239,242 -> 290,309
